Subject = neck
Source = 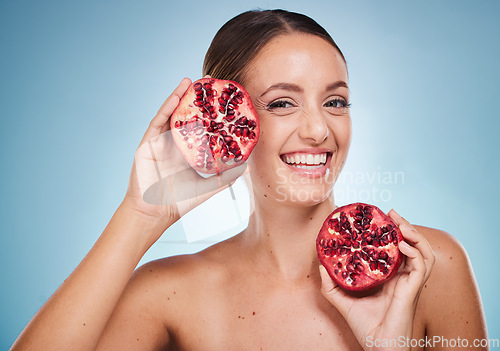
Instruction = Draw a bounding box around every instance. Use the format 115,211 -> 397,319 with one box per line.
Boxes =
242,193 -> 337,282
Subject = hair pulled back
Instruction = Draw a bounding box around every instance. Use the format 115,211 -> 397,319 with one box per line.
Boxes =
203,9 -> 345,85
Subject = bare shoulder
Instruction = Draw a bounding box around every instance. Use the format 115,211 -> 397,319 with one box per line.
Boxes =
133,236 -> 238,293
413,225 -> 474,295
98,238 -> 240,349
129,235 -> 240,314
413,225 -> 487,338
414,225 -> 469,268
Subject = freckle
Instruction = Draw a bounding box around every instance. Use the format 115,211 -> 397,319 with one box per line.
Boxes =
310,217 -> 313,220
424,284 -> 427,288
238,316 -> 241,319
466,321 -> 469,324
307,275 -> 310,278
137,338 -> 139,341
83,323 -> 86,326
264,194 -> 267,197
449,256 -> 453,260
267,184 -> 270,188
313,317 -> 316,320
155,275 -> 158,277
174,291 -> 176,294
149,269 -> 152,272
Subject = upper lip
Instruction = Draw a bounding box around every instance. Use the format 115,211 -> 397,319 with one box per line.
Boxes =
280,148 -> 333,157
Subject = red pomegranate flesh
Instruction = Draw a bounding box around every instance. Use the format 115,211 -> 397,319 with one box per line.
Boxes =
170,78 -> 259,174
317,203 -> 403,291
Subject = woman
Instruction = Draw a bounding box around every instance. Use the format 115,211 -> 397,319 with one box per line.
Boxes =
12,9 -> 487,350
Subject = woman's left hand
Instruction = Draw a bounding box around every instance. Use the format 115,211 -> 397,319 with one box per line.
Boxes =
319,209 -> 435,351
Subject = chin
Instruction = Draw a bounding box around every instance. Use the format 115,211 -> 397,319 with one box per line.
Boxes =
273,183 -> 333,207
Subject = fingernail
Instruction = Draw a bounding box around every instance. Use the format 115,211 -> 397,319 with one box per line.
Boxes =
399,240 -> 411,249
390,209 -> 403,219
401,223 -> 416,232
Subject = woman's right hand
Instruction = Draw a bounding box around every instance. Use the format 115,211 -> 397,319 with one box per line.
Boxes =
123,77 -> 247,237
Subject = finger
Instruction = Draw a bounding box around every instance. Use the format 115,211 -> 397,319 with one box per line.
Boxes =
388,208 -> 414,231
389,210 -> 435,274
398,240 -> 426,287
399,224 -> 435,266
140,77 -> 192,146
319,265 -> 353,319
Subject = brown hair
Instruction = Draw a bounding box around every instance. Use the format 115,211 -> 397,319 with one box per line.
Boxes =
203,9 -> 346,85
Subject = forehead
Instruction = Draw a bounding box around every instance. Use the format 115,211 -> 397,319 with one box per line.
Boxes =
244,33 -> 348,90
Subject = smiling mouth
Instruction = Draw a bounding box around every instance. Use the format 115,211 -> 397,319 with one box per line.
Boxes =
280,152 -> 330,169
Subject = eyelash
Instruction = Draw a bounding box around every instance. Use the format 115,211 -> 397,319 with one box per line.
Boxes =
266,98 -> 351,110
325,98 -> 351,109
267,100 -> 294,109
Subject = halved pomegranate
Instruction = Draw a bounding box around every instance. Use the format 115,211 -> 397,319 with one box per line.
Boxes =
170,78 -> 259,174
316,203 -> 403,291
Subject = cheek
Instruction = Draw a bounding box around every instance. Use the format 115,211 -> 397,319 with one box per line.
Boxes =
248,128 -> 275,169
248,117 -> 282,165
331,117 -> 352,151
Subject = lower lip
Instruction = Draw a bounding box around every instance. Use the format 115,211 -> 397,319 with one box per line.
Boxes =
281,155 -> 332,178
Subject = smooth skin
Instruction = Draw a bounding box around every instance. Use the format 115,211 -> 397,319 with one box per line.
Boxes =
12,33 -> 487,351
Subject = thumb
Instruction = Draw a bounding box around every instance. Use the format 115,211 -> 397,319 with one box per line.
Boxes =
215,163 -> 248,186
181,163 -> 248,205
319,265 -> 352,318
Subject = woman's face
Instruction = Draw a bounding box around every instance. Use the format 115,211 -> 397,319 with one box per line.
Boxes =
243,33 -> 351,207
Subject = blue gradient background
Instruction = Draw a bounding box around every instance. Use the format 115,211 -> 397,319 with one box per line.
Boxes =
1,0 -> 499,347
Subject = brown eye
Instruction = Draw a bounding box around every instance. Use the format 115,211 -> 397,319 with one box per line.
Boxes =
325,98 -> 350,108
267,100 -> 294,109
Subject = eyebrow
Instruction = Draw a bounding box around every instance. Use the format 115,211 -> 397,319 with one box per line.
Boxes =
259,81 -> 349,98
260,83 -> 302,98
326,81 -> 349,91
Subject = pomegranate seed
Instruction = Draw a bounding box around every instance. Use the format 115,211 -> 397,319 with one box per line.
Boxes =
236,116 -> 248,125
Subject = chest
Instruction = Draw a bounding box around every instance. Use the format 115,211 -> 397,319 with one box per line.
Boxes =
170,281 -> 364,350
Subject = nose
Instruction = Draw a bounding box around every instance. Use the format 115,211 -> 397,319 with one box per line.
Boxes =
297,107 -> 329,144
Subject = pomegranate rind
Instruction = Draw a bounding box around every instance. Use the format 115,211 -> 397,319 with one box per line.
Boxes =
170,78 -> 260,174
316,203 -> 403,292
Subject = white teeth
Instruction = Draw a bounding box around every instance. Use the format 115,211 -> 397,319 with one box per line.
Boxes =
306,154 -> 314,165
282,152 -> 328,166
